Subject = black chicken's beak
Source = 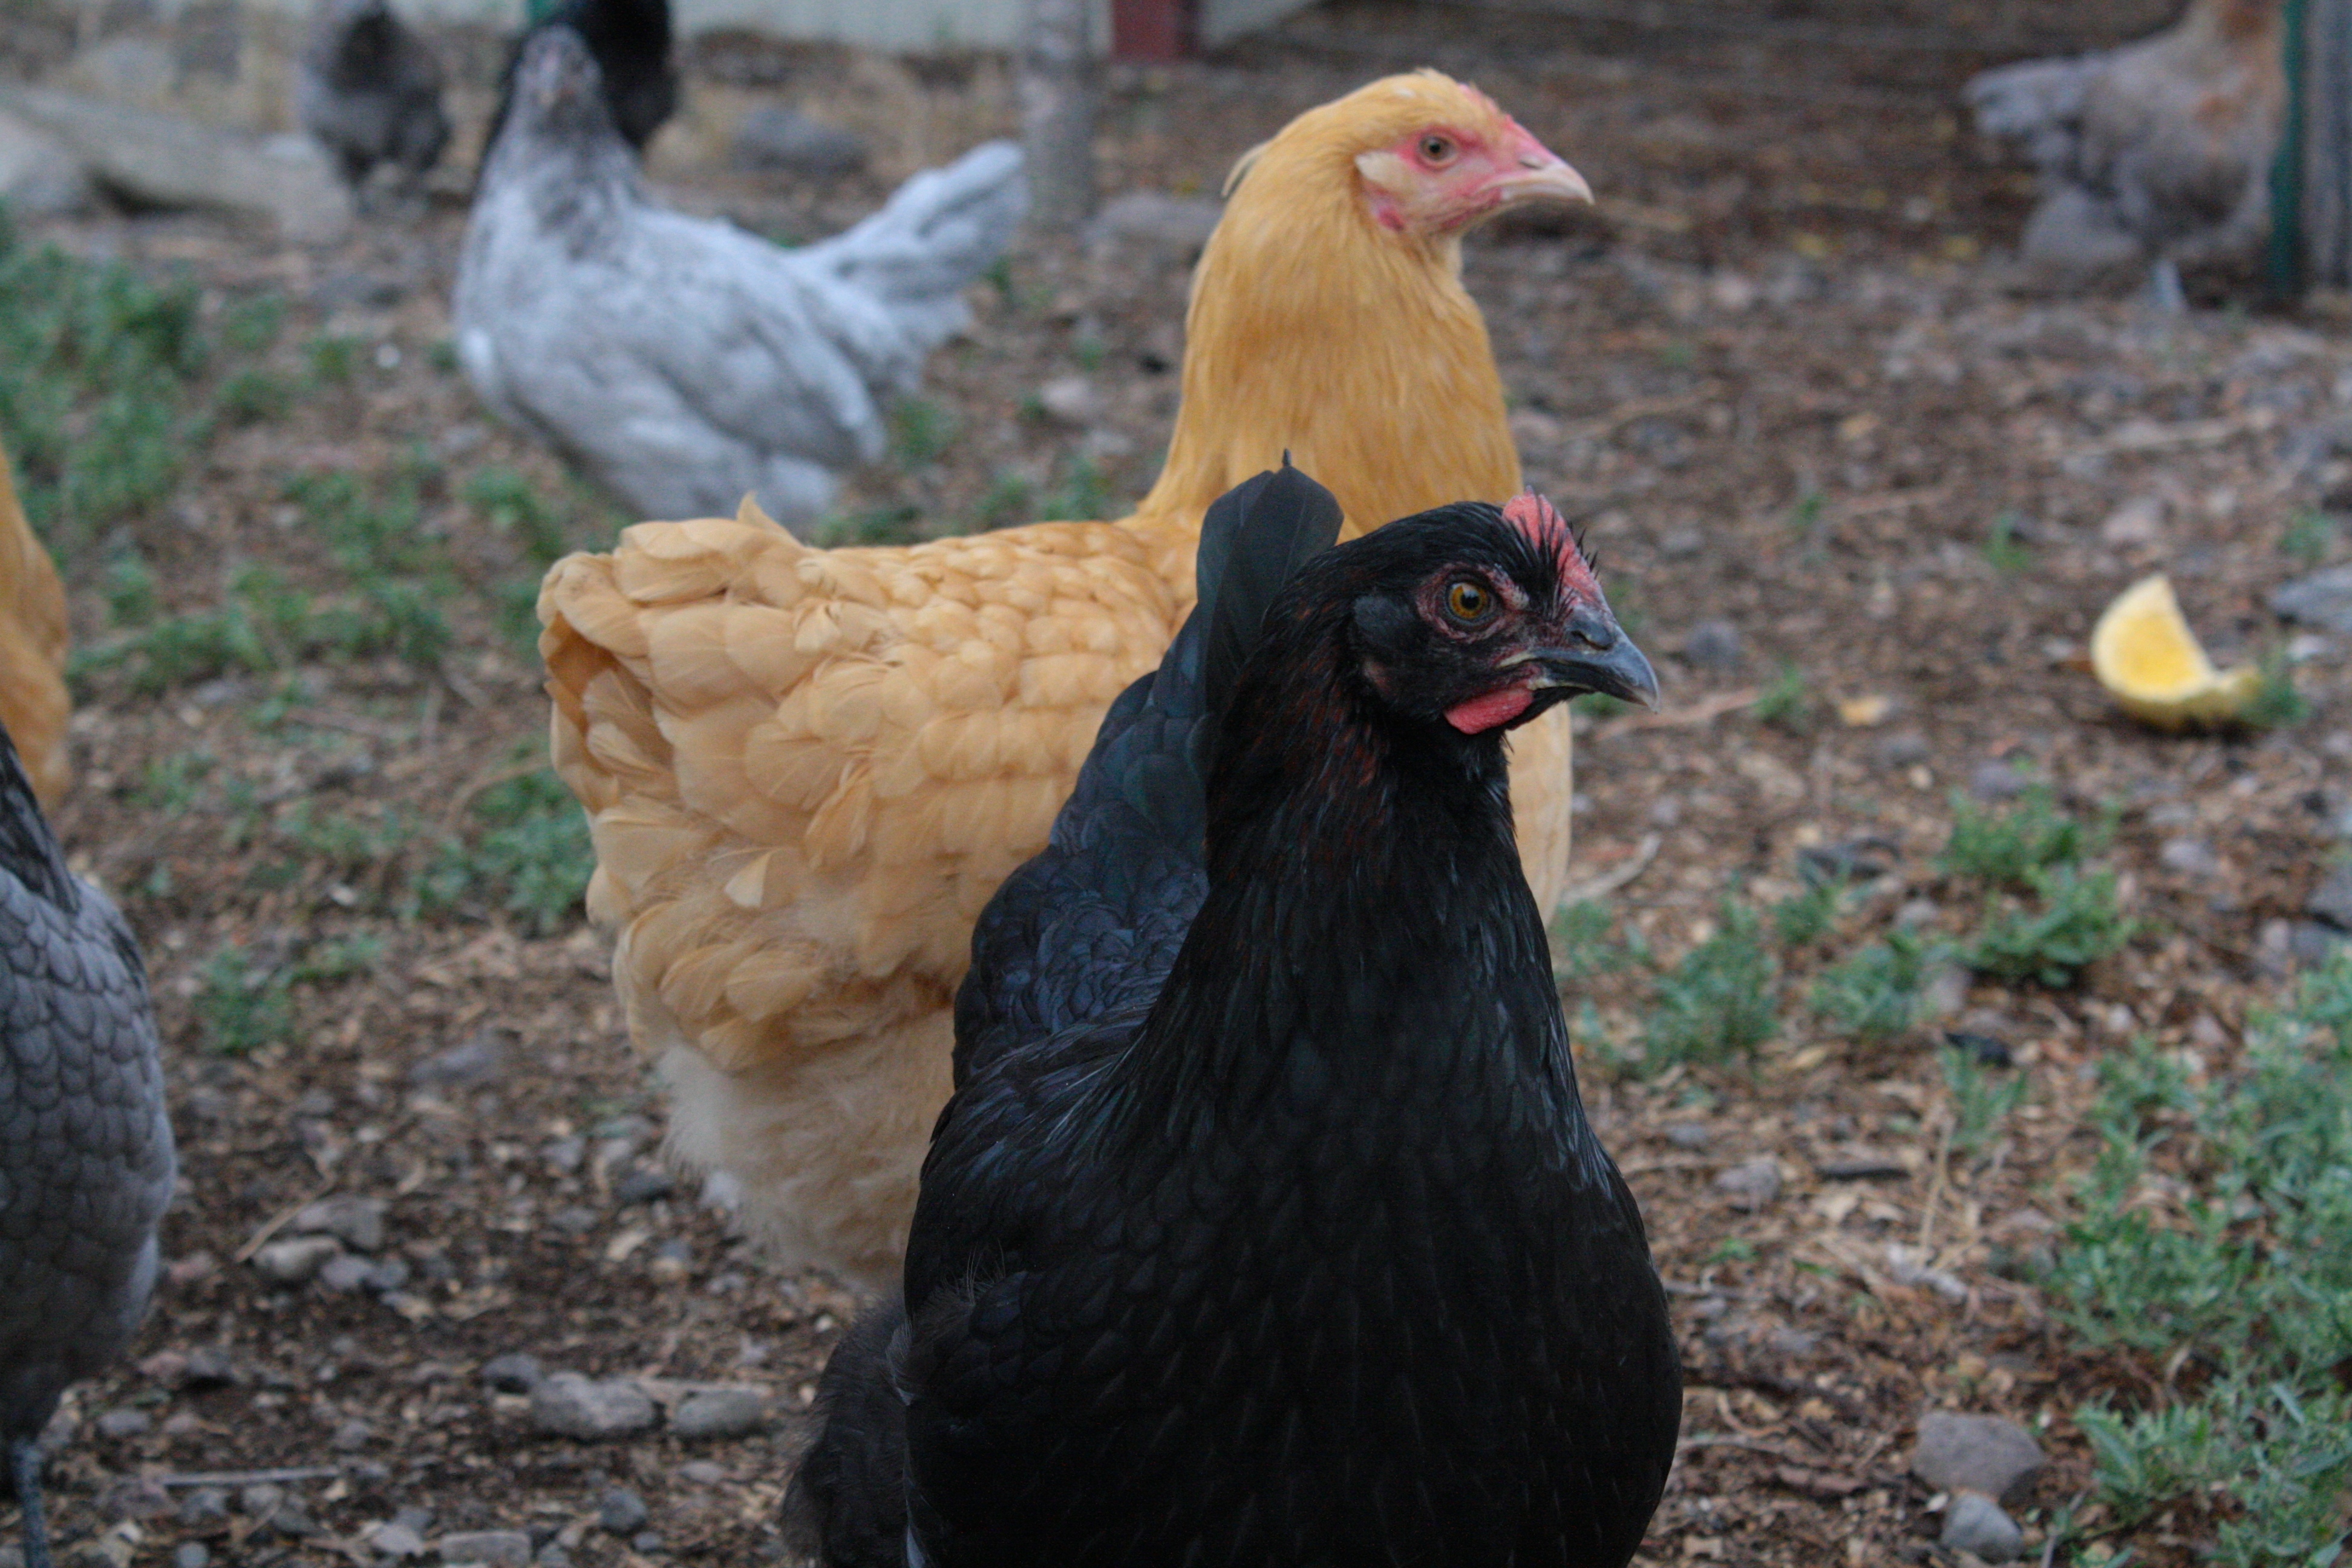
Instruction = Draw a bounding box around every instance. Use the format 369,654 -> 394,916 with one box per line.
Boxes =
1527,604 -> 1659,710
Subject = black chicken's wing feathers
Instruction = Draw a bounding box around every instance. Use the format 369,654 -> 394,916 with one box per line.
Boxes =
949,460 -> 1342,1082
786,468 -> 1341,1568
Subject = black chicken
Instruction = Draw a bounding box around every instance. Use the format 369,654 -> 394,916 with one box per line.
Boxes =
0,723 -> 174,1568
296,0 -> 451,192
787,466 -> 1681,1568
483,0 -> 676,162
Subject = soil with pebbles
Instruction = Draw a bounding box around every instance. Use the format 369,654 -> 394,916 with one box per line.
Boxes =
3,2 -> 2348,1565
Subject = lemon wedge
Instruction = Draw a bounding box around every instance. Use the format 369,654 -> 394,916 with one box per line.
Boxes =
2090,573 -> 2259,729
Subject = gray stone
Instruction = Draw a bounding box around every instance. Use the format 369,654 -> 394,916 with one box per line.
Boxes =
239,1482 -> 286,1520
1682,618 -> 1742,673
2160,837 -> 2221,879
1968,761 -> 2031,802
1712,1158 -> 1782,1211
2309,865 -> 2352,931
316,1255 -> 376,1293
535,1547 -> 573,1568
411,1030 -> 507,1087
174,1544 -> 211,1568
0,88 -> 351,243
629,1535 -> 664,1555
669,1386 -> 768,1440
1092,191 -> 1223,255
294,1195 -> 387,1252
95,1406 -> 151,1438
332,1418 -> 374,1451
98,1476 -> 172,1520
2273,564 -> 2352,635
366,1256 -> 413,1293
253,1234 -> 341,1285
1941,1491 -> 2025,1562
531,1373 -> 656,1439
1664,1123 -> 1711,1151
370,1523 -> 428,1558
480,1353 -> 544,1393
1875,731 -> 1930,769
733,106 -> 866,177
613,1167 -> 674,1206
596,1488 -> 650,1534
676,1460 -> 725,1485
437,1530 -> 533,1566
182,1347 -> 235,1387
0,110 -> 93,216
2290,920 -> 2348,967
1912,1411 -> 2045,1506
178,1488 -> 229,1526
1037,375 -> 1103,428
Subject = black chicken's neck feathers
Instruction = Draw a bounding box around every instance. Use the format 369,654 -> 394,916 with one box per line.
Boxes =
0,724 -> 76,913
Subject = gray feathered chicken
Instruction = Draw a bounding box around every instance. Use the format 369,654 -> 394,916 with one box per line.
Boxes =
0,725 -> 174,1568
454,27 -> 1027,532
1966,0 -> 2283,305
296,0 -> 450,192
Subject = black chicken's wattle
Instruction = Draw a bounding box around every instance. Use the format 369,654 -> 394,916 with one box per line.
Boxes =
789,470 -> 1680,1568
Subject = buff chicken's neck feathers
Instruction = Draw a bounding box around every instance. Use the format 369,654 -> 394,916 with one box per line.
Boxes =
0,447 -> 71,808
539,69 -> 1595,1289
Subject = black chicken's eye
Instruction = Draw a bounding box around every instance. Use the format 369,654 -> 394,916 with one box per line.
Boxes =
1420,134 -> 1456,163
1445,580 -> 1493,622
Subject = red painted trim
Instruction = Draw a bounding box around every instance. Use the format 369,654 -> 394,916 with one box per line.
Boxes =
1112,0 -> 1193,58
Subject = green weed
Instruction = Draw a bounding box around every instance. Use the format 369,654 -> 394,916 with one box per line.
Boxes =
1788,490 -> 1825,533
1939,785 -> 2106,888
1965,864 -> 2133,986
2281,509 -> 2341,567
1812,929 -> 1933,1042
1751,661 -> 1812,731
216,366 -> 290,425
1641,900 -> 1779,1071
892,397 -> 958,467
2243,646 -> 2310,731
1772,877 -> 1843,950
1938,1038 -> 2027,1155
1043,455 -> 1111,523
2043,956 -> 2352,1566
468,466 -> 570,566
1982,511 -> 2033,573
973,470 -> 1033,531
293,933 -> 385,983
816,505 -> 923,547
195,944 -> 295,1055
307,333 -> 363,385
416,768 -> 592,935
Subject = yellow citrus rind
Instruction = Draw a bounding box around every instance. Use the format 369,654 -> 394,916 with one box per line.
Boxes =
2090,573 -> 2259,729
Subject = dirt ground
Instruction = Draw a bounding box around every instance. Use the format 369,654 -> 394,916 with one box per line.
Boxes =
3,2 -> 2349,1564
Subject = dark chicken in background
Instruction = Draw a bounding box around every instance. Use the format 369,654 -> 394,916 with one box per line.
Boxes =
788,466 -> 1680,1568
296,0 -> 451,193
0,723 -> 174,1568
484,0 -> 677,162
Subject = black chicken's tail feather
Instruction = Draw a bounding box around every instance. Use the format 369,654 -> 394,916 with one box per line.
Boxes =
0,720 -> 73,912
783,1298 -> 913,1568
1189,459 -> 1344,763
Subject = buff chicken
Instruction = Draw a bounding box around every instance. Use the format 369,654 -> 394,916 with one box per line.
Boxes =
0,446 -> 71,808
538,70 -> 1595,1289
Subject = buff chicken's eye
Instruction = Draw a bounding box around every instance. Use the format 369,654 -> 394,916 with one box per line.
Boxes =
1420,134 -> 1456,164
1445,580 -> 1494,623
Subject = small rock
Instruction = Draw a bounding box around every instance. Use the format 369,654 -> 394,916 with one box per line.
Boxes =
480,1353 -> 545,1394
240,1483 -> 286,1520
294,1195 -> 387,1252
2097,495 -> 2166,546
2310,865 -> 2352,930
2272,563 -> 2352,635
436,1530 -> 533,1567
0,109 -> 93,215
97,1476 -> 172,1520
253,1235 -> 341,1285
411,1030 -> 507,1087
94,1406 -> 151,1439
1941,1491 -> 2025,1563
541,1137 -> 585,1174
1943,1031 -> 2013,1068
1682,619 -> 1742,673
1921,964 -> 1972,1022
1664,1122 -> 1711,1151
370,1523 -> 428,1559
178,1489 -> 229,1527
1912,1411 -> 2045,1506
1967,761 -> 2030,802
173,1545 -> 211,1568
1091,190 -> 1222,254
392,1506 -> 437,1537
670,1387 -> 768,1440
550,1206 -> 600,1236
2159,837 -> 2221,879
596,1488 -> 650,1534
332,1418 -> 374,1451
1712,1158 -> 1782,1211
182,1347 -> 235,1387
613,1168 -> 674,1206
629,1535 -> 665,1556
1037,374 -> 1103,427
366,1257 -> 413,1293
676,1460 -> 725,1485
2289,921 -> 2348,967
535,1548 -> 573,1568
731,106 -> 866,177
1875,731 -> 1930,770
317,1255 -> 376,1293
531,1373 -> 656,1439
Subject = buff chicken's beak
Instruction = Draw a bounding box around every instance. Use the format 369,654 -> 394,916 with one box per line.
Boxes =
1527,603 -> 1659,710
1491,129 -> 1594,211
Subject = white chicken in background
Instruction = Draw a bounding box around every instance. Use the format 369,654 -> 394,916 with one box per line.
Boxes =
1966,0 -> 2284,307
454,27 -> 1025,531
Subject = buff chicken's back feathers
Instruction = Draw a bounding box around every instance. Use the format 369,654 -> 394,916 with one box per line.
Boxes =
0,447 -> 70,808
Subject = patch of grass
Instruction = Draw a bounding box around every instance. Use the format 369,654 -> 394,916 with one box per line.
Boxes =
1938,1037 -> 2027,1155
1812,929 -> 1933,1042
891,397 -> 958,467
293,933 -> 385,983
1939,785 -> 2106,889
2043,957 -> 2352,1567
1965,864 -> 2133,987
1042,455 -> 1111,523
306,333 -> 363,385
217,366 -> 291,426
2243,645 -> 2310,731
2280,508 -> 2341,567
134,751 -> 215,815
1552,898 -> 1645,982
1788,490 -> 1825,533
276,800 -> 417,875
1751,661 -> 1813,731
1982,511 -> 2033,573
1641,900 -> 1779,1071
973,469 -> 1033,531
468,466 -> 569,566
815,505 -> 923,547
416,768 -> 592,935
103,553 -> 158,626
195,943 -> 295,1055
1772,877 -> 1843,950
